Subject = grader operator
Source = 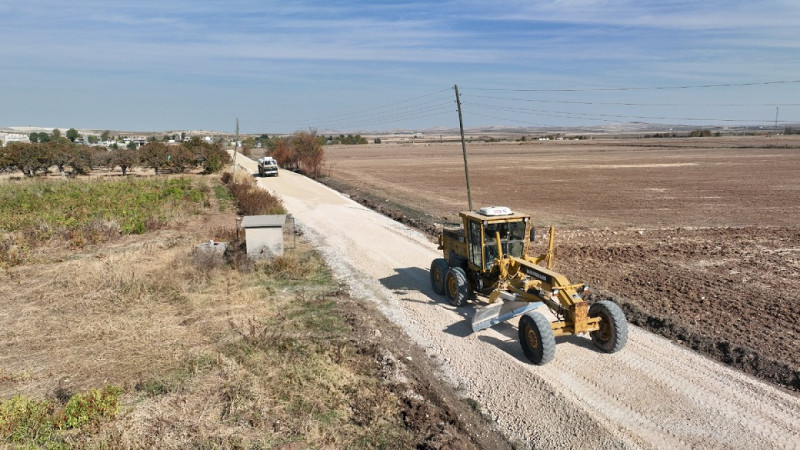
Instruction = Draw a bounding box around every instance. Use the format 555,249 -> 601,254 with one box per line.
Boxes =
430,206 -> 627,365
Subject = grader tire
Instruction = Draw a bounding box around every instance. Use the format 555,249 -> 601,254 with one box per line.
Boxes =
430,258 -> 449,295
444,267 -> 469,307
589,300 -> 628,353
519,312 -> 556,365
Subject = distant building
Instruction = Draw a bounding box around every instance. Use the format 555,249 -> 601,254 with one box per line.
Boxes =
0,133 -> 29,145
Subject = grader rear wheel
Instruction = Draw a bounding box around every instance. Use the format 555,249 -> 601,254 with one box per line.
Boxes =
589,300 -> 628,353
430,258 -> 449,295
444,267 -> 470,307
519,312 -> 555,365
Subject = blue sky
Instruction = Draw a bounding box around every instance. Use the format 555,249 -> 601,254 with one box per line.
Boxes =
2,1 -> 798,133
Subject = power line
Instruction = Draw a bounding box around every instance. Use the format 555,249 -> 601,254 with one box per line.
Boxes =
463,101 -> 794,124
467,93 -> 800,108
237,80 -> 798,133
466,79 -> 800,93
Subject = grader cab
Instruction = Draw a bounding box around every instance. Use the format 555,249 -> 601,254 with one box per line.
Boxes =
430,206 -> 627,364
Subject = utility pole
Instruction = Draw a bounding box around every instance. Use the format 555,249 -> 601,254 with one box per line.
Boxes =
775,107 -> 780,131
232,117 -> 239,177
454,84 -> 473,211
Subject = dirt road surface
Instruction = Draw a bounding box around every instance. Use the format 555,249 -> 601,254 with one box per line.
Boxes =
235,155 -> 800,448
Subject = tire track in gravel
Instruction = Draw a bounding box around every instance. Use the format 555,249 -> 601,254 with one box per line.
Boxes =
234,154 -> 800,448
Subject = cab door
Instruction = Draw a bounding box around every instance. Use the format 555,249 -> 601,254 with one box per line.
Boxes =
467,220 -> 485,270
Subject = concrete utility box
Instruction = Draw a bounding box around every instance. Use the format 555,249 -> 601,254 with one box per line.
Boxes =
241,214 -> 286,260
194,241 -> 227,268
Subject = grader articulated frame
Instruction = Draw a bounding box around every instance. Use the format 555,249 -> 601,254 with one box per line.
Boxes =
430,207 -> 627,364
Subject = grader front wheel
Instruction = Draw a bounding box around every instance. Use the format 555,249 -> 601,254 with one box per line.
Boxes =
445,267 -> 470,307
519,312 -> 556,365
589,300 -> 628,353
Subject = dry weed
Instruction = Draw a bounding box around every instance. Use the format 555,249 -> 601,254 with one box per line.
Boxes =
0,178 -> 444,448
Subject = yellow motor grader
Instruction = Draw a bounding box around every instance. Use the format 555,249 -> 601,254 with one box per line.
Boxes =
430,206 -> 627,364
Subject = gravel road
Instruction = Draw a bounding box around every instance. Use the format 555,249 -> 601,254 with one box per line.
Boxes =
236,155 -> 800,448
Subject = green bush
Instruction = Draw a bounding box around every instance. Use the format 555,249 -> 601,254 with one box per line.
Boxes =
0,386 -> 121,446
0,395 -> 57,444
58,386 -> 122,429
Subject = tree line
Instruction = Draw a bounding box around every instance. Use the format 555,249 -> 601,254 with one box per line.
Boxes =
0,137 -> 230,177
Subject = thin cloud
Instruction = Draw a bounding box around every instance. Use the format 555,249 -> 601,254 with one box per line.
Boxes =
1,0 -> 798,130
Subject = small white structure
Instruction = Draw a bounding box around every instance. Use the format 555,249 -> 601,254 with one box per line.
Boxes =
241,215 -> 286,260
194,240 -> 227,268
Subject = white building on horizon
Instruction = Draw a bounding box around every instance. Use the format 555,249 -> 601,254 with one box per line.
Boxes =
0,132 -> 30,146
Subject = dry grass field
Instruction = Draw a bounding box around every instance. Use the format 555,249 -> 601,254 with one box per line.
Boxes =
0,174 -> 508,448
322,135 -> 800,390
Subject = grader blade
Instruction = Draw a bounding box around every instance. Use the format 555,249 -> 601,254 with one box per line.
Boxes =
472,300 -> 543,332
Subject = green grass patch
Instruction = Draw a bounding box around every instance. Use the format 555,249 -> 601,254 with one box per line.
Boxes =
212,181 -> 234,212
0,177 -> 209,266
0,177 -> 205,234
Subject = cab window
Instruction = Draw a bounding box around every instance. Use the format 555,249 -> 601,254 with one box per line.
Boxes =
483,220 -> 526,267
468,221 -> 483,269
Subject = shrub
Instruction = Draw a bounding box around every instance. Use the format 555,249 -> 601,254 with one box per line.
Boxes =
0,395 -> 56,443
57,386 -> 121,429
0,386 -> 121,445
228,180 -> 285,216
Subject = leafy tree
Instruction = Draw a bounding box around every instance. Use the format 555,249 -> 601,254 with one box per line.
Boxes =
52,128 -> 61,139
271,137 -> 297,170
198,142 -> 230,173
6,142 -> 51,176
101,130 -> 111,142
69,145 -> 93,174
29,132 -> 50,143
255,134 -> 276,151
91,147 -> 112,169
167,144 -> 195,173
47,139 -> 71,174
87,135 -> 99,144
183,137 -> 230,173
139,142 -> 170,174
66,128 -> 79,142
0,143 -> 16,172
293,130 -> 325,178
111,148 -> 139,175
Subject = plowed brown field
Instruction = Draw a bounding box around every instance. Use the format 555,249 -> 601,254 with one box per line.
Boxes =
321,135 -> 800,390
